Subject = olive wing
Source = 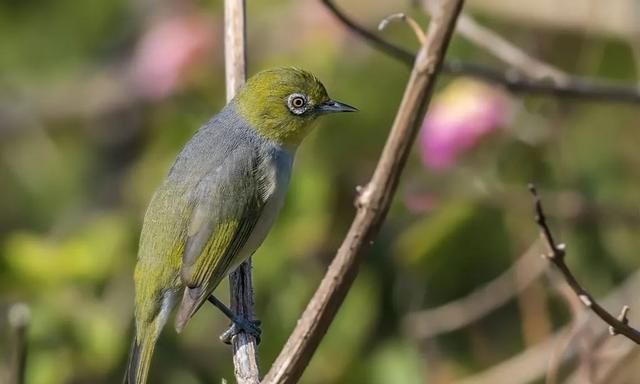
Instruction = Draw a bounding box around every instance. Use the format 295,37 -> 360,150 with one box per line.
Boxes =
175,145 -> 263,331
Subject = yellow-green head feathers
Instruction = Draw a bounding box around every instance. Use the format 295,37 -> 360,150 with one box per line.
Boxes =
233,67 -> 356,147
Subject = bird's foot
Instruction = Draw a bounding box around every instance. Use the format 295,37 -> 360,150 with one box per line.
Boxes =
219,317 -> 262,345
208,294 -> 261,345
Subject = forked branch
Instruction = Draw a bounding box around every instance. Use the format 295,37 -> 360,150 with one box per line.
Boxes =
529,184 -> 640,344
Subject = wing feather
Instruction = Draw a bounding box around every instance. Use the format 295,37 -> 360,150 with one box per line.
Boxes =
175,145 -> 264,331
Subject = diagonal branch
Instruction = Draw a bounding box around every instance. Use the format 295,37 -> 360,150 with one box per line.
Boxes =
224,1 -> 260,383
528,184 -> 640,344
322,0 -> 416,65
261,1 -> 465,383
322,0 -> 640,104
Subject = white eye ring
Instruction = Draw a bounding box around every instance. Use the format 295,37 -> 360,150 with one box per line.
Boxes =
287,93 -> 308,115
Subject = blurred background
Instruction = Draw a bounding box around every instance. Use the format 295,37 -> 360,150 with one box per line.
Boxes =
2,0 -> 640,383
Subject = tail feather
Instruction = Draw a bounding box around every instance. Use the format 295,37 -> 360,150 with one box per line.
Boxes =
123,338 -> 140,384
123,330 -> 158,384
175,287 -> 208,333
124,291 -> 175,383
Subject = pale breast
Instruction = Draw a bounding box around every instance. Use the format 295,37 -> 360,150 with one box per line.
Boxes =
229,146 -> 293,271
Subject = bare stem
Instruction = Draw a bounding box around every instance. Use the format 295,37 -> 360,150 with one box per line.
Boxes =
529,184 -> 640,344
224,0 -> 260,383
261,1 -> 465,383
8,303 -> 30,384
225,0 -> 247,102
378,13 -> 427,45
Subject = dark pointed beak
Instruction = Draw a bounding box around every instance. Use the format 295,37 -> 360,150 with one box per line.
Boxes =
316,99 -> 358,114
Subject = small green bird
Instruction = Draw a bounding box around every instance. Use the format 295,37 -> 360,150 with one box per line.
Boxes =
125,67 -> 356,384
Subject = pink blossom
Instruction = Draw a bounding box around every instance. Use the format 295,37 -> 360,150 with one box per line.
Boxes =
130,12 -> 216,101
419,79 -> 511,171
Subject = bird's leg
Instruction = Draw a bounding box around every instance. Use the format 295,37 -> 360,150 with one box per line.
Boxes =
207,295 -> 261,345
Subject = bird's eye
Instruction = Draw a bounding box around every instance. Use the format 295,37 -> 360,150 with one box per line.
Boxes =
292,96 -> 305,108
287,93 -> 308,115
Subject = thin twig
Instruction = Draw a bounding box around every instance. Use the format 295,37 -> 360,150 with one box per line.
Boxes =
404,240 -> 546,340
8,303 -> 30,384
321,0 -> 416,65
529,184 -> 640,344
378,13 -> 426,45
224,0 -> 260,383
262,1 -> 465,383
321,0 -> 640,104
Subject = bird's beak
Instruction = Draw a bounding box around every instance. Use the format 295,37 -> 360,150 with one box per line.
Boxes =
316,99 -> 358,114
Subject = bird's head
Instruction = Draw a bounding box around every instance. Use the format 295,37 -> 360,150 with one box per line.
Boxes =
233,67 -> 356,147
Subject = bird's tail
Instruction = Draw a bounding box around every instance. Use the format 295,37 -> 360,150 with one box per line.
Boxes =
175,286 -> 207,333
123,326 -> 159,384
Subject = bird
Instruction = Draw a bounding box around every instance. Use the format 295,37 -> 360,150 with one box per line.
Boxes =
124,67 -> 356,384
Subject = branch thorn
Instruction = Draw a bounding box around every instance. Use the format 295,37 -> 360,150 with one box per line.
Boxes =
610,305 -> 631,335
378,13 -> 426,45
578,294 -> 593,308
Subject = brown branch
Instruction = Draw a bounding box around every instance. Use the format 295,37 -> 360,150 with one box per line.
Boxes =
529,184 -> 640,344
225,0 -> 247,103
322,0 -> 416,65
224,0 -> 260,383
378,13 -> 427,45
261,1 -> 465,383
403,240 -> 546,340
8,303 -> 30,384
322,0 -> 640,104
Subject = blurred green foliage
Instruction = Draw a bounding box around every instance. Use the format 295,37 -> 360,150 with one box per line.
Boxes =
2,0 -> 640,383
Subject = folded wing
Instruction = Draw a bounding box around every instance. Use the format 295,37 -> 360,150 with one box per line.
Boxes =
175,145 -> 264,332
